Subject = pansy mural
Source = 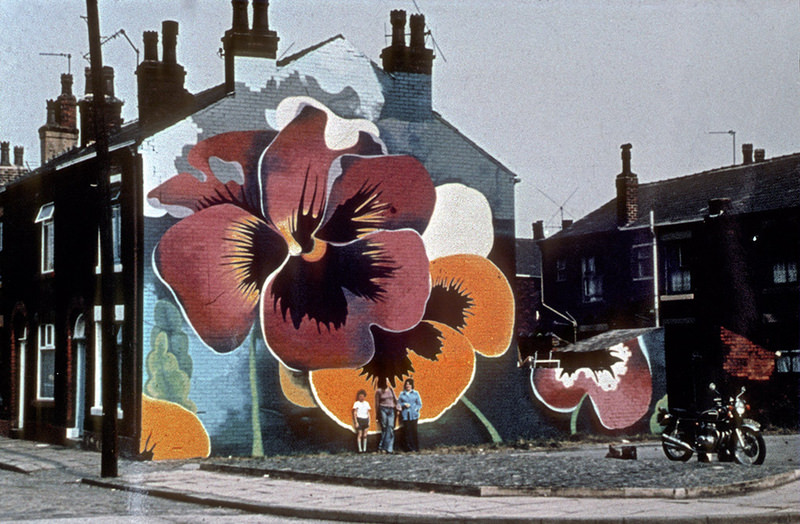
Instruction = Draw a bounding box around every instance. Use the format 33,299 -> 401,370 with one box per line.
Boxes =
148,96 -> 514,435
530,339 -> 652,431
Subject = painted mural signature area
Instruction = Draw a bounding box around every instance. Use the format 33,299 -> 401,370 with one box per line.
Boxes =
146,97 -> 514,451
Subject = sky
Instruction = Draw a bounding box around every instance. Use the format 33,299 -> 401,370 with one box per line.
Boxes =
1,0 -> 798,238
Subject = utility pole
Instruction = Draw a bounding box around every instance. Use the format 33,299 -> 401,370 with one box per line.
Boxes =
85,0 -> 118,478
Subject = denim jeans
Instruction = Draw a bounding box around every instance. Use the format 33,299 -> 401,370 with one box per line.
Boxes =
378,406 -> 395,452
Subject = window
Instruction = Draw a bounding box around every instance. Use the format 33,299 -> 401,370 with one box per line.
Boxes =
631,244 -> 653,280
581,256 -> 603,302
37,324 -> 55,400
96,183 -> 122,272
664,242 -> 692,293
776,350 -> 800,373
556,258 -> 567,282
772,260 -> 798,284
35,203 -> 54,274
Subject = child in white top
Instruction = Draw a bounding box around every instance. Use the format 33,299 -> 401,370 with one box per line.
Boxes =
352,389 -> 371,453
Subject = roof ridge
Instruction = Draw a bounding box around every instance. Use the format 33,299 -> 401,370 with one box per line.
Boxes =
277,34 -> 345,67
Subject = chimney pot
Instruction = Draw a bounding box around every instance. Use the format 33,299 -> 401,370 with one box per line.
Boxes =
252,0 -> 270,35
143,30 -> 159,61
46,100 -> 57,125
533,220 -> 545,240
13,146 -> 23,167
621,143 -> 632,175
60,73 -> 73,96
231,0 -> 249,32
742,143 -> 753,165
0,142 -> 9,166
409,13 -> 426,49
708,197 -> 732,217
162,21 -> 179,64
390,9 -> 407,47
754,148 -> 765,162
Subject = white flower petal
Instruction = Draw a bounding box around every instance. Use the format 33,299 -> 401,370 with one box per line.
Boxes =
422,183 -> 494,259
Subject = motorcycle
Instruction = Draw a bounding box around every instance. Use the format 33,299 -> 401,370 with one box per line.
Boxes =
657,383 -> 766,465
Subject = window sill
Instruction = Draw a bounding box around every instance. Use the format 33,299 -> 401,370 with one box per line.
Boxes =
660,293 -> 695,302
95,264 -> 123,274
90,406 -> 124,419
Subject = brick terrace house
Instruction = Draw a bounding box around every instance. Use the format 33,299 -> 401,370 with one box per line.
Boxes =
0,1 -> 527,456
537,143 -> 799,425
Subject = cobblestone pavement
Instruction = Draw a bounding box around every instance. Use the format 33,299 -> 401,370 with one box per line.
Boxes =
1,434 -> 798,523
204,434 -> 800,494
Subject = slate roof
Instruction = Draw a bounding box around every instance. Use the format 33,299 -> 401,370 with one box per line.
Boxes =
552,152 -> 800,240
554,328 -> 660,354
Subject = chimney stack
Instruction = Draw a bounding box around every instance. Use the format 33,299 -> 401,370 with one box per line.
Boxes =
137,22 -> 193,127
742,143 -> 753,165
79,66 -> 124,147
532,220 -> 545,240
39,73 -> 79,164
708,197 -> 732,217
379,10 -> 434,121
13,146 -> 23,167
222,0 -> 279,93
561,219 -> 574,230
754,148 -> 765,162
381,10 -> 434,75
0,142 -> 9,166
615,143 -> 639,226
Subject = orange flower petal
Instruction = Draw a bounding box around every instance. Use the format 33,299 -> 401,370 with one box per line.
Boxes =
140,395 -> 210,460
409,321 -> 476,423
279,363 -> 317,408
309,321 -> 475,431
429,254 -> 514,357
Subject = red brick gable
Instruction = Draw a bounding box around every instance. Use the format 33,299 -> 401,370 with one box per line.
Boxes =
721,327 -> 775,381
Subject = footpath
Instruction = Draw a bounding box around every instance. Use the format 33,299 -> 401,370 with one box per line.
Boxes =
1,434 -> 799,523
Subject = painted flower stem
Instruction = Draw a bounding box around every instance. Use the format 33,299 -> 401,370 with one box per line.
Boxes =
461,396 -> 501,443
250,329 -> 264,457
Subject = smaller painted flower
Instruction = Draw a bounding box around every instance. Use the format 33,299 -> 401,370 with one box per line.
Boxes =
530,339 -> 653,430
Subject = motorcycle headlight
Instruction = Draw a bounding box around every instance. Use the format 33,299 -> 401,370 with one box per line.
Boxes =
735,398 -> 746,416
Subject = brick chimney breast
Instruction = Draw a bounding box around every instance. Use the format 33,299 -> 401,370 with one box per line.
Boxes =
615,143 -> 639,226
222,0 -> 279,92
754,148 -> 765,162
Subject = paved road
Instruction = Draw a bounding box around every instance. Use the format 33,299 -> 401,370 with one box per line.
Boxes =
1,434 -> 798,523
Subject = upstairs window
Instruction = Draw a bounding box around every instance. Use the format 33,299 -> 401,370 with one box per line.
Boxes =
35,203 -> 55,274
664,242 -> 692,294
96,182 -> 122,272
581,256 -> 603,302
37,324 -> 55,400
772,260 -> 798,284
556,258 -> 567,282
631,244 -> 653,280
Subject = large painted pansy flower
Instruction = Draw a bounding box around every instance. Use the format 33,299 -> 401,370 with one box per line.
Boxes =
309,184 -> 515,432
530,338 -> 652,430
149,97 -> 434,371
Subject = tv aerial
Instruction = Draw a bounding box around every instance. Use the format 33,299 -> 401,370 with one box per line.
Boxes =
708,129 -> 736,165
39,52 -> 72,74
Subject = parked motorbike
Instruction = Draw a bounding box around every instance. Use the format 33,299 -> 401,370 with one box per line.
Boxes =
657,383 -> 766,465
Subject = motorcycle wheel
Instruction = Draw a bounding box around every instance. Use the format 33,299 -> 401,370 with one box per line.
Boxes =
733,427 -> 766,465
661,426 -> 693,462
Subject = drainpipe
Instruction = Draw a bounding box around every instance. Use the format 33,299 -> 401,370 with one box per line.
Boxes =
650,210 -> 660,328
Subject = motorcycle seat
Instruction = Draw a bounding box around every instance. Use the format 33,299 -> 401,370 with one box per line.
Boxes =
669,407 -> 695,418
